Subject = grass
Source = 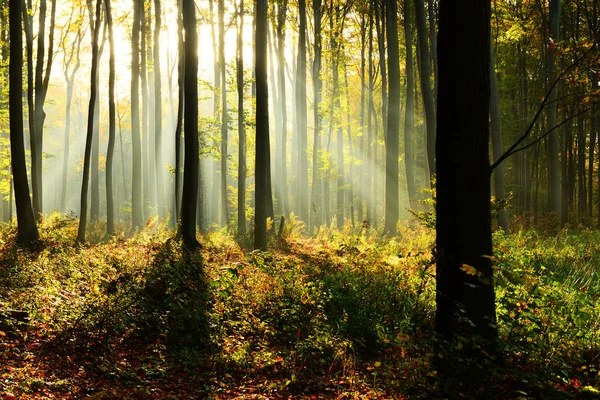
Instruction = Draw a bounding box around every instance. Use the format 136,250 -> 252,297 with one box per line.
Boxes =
0,213 -> 598,399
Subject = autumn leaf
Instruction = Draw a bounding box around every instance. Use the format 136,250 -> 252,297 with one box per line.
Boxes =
460,264 -> 478,276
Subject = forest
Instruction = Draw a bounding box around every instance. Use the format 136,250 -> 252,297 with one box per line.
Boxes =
0,0 -> 599,398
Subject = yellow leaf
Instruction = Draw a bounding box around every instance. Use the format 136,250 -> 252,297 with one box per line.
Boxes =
374,361 -> 381,368
0,331 -> 5,337
460,264 -> 478,276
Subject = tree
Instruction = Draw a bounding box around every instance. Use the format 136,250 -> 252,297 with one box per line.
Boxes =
236,0 -> 246,237
178,0 -> 199,247
77,0 -> 102,243
309,0 -> 323,229
219,0 -> 228,227
9,0 -> 38,245
546,0 -> 561,218
415,0 -> 436,180
435,0 -> 496,342
254,0 -> 274,250
383,0 -> 400,234
153,0 -> 165,221
131,0 -> 143,229
105,0 -> 116,236
403,0 -> 416,208
295,0 -> 308,223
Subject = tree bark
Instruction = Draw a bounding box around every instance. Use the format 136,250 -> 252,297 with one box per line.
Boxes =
105,0 -> 116,235
384,0 -> 400,234
77,0 -> 102,242
435,0 -> 496,342
547,0 -> 561,218
236,0 -> 246,236
219,0 -> 228,227
9,0 -> 38,245
295,0 -> 308,223
415,0 -> 436,180
404,0 -> 416,208
254,0 -> 274,250
154,0 -> 165,221
131,0 -> 143,228
178,0 -> 199,246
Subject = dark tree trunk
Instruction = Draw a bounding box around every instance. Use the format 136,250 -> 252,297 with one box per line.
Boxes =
154,0 -> 165,221
131,0 -> 143,229
404,0 -> 416,208
435,0 -> 496,342
490,40 -> 508,232
106,0 -> 116,236
9,0 -> 38,245
276,0 -> 289,216
384,0 -> 400,234
295,0 -> 308,223
219,0 -> 228,227
77,0 -> 102,242
547,0 -> 561,218
415,0 -> 436,180
309,0 -> 322,229
174,0 -> 183,224
358,13 -> 366,223
254,0 -> 274,250
178,0 -> 199,246
236,0 -> 246,236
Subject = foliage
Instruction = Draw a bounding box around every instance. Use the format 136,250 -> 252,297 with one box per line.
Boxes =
0,217 -> 599,398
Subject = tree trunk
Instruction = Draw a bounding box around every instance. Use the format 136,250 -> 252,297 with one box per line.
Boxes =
276,0 -> 289,217
236,0 -> 246,236
415,0 -> 436,180
219,0 -> 228,227
131,0 -> 143,228
106,0 -> 116,236
384,0 -> 400,234
154,0 -> 165,221
254,0 -> 274,250
490,40 -> 508,232
9,0 -> 38,245
77,0 -> 102,242
404,0 -> 416,209
547,0 -> 561,218
295,0 -> 308,223
174,0 -> 183,224
435,0 -> 496,342
309,0 -> 323,229
178,0 -> 199,246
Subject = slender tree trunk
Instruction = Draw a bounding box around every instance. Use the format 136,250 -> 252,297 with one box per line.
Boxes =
236,0 -> 246,236
373,0 -> 386,149
276,0 -> 289,216
219,0 -> 228,226
174,0 -> 183,223
547,0 -> 561,218
254,0 -> 274,250
404,0 -> 416,208
131,0 -> 143,228
384,0 -> 400,234
9,0 -> 38,245
77,0 -> 102,242
153,0 -> 165,221
490,40 -> 508,232
415,0 -> 436,180
309,0 -> 323,229
358,13 -> 366,223
179,0 -> 199,246
106,0 -> 116,235
295,0 -> 308,223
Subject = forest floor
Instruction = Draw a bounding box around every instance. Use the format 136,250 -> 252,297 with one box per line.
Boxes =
0,213 -> 599,399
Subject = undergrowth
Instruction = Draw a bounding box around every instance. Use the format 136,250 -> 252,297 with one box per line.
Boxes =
0,213 -> 598,398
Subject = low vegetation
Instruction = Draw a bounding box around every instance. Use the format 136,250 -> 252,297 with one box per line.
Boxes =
0,213 -> 599,399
